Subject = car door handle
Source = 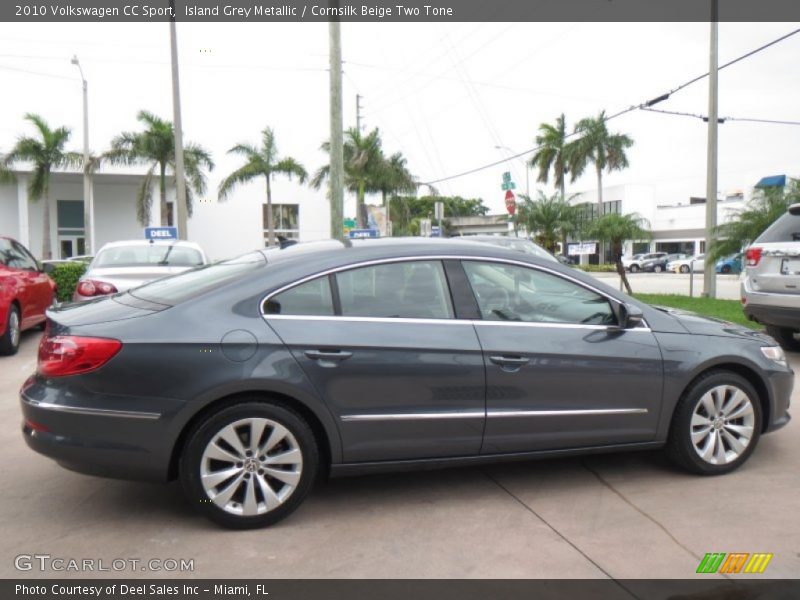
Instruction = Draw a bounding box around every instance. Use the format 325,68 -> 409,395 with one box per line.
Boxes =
304,350 -> 353,362
489,355 -> 530,367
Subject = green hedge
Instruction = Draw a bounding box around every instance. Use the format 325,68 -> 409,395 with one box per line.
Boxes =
573,264 -> 618,273
49,262 -> 87,302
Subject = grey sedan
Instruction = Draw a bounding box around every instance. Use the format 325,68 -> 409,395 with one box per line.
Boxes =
20,239 -> 793,528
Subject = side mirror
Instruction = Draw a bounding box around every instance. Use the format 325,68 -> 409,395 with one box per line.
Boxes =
615,302 -> 644,329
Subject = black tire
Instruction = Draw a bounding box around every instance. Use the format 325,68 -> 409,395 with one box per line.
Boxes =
765,325 -> 800,352
0,305 -> 21,356
654,265 -> 663,273
666,371 -> 762,475
721,265 -> 731,274
180,401 -> 319,529
680,265 -> 690,274
630,264 -> 640,273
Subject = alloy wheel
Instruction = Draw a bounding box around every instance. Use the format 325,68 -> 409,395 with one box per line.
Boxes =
9,310 -> 20,348
200,417 -> 303,517
690,385 -> 755,465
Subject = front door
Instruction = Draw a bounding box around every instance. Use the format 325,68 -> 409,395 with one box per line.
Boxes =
459,260 -> 664,454
264,259 -> 486,463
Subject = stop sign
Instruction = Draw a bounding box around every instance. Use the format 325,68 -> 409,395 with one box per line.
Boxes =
504,189 -> 516,215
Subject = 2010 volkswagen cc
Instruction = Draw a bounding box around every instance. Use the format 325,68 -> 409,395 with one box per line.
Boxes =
20,239 -> 792,528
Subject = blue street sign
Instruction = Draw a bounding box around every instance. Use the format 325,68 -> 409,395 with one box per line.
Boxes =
348,229 -> 380,239
145,227 -> 178,241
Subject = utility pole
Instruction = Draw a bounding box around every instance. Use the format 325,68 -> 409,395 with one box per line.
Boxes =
329,15 -> 345,241
356,93 -> 363,132
71,55 -> 93,255
169,0 -> 188,238
703,0 -> 719,298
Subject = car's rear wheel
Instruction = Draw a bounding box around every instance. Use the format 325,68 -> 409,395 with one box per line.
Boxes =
666,371 -> 761,475
654,265 -> 663,273
679,265 -> 690,274
180,401 -> 319,529
721,265 -> 732,274
630,264 -> 640,273
765,325 -> 800,351
0,305 -> 21,356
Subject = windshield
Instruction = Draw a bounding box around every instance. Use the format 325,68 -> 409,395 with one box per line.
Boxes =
94,244 -> 204,268
129,251 -> 265,305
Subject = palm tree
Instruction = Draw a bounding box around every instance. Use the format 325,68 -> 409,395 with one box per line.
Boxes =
312,127 -> 384,229
376,152 -> 416,235
586,213 -> 650,294
105,110 -> 214,227
517,191 -> 566,253
710,181 -> 799,260
569,111 -> 634,213
2,114 -> 82,258
218,127 -> 307,246
529,114 -> 571,200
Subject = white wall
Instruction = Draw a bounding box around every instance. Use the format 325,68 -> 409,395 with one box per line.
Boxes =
0,184 -> 19,240
93,182 -> 150,248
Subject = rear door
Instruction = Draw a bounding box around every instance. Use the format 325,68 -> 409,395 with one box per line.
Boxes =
264,259 -> 486,463
459,259 -> 663,454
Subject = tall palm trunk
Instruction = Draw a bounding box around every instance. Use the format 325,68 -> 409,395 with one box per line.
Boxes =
357,182 -> 366,229
265,174 -> 276,247
596,165 -> 604,263
42,189 -> 52,259
159,162 -> 168,226
560,178 -> 566,202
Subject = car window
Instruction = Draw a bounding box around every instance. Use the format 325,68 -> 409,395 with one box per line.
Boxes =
755,211 -> 800,243
463,261 -> 617,326
336,260 -> 454,319
1,239 -> 38,270
94,244 -> 204,268
265,277 -> 334,316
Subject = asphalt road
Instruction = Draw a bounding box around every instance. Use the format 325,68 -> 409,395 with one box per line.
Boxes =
1,330 -> 798,584
590,272 -> 741,300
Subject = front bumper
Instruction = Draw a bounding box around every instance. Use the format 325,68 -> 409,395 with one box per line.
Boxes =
20,376 -> 189,482
763,367 -> 793,433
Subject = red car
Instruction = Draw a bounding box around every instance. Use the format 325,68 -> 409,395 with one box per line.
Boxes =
0,237 -> 55,355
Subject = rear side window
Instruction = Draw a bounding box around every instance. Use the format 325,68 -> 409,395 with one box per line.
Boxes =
336,260 -> 453,319
94,244 -> 204,267
265,277 -> 334,316
755,212 -> 800,243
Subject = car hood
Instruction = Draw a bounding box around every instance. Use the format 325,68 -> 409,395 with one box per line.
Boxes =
83,266 -> 193,291
651,305 -> 773,343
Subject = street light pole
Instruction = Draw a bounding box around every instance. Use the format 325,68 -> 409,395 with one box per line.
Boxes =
169,0 -> 188,238
71,55 -> 93,256
329,16 -> 344,241
703,0 -> 719,298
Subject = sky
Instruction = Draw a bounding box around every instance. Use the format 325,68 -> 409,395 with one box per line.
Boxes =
1,21 -> 799,217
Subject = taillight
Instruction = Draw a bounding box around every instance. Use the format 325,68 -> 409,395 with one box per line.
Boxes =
37,335 -> 122,377
745,247 -> 762,267
76,279 -> 118,297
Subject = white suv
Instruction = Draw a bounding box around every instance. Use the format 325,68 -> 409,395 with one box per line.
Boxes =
625,252 -> 666,273
742,204 -> 800,349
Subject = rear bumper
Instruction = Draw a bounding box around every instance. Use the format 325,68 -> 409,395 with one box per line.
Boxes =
742,279 -> 800,329
19,376 -> 188,482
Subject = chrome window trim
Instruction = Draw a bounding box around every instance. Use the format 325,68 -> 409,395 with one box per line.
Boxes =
23,397 -> 161,420
260,254 -> 650,331
340,408 -> 648,422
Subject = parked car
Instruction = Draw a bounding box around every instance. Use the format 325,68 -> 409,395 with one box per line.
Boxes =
21,238 -> 792,528
41,255 -> 94,275
716,253 -> 743,275
625,252 -> 667,272
643,253 -> 690,273
73,240 -> 207,302
668,254 -> 705,274
742,204 -> 800,349
0,237 -> 55,355
461,235 -> 558,263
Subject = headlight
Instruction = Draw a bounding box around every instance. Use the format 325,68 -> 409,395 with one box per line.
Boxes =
761,346 -> 787,365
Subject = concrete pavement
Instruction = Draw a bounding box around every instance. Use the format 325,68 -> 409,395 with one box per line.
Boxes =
1,330 -> 798,581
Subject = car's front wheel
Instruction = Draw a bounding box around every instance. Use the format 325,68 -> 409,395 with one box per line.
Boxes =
180,401 -> 319,529
679,265 -> 690,273
666,371 -> 762,475
654,265 -> 663,273
0,305 -> 21,356
630,264 -> 640,273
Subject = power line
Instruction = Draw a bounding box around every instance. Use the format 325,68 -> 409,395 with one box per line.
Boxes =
420,27 -> 800,186
0,63 -> 76,80
642,106 -> 800,125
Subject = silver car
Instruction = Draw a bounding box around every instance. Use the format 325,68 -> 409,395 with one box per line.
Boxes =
73,240 -> 208,302
743,204 -> 800,349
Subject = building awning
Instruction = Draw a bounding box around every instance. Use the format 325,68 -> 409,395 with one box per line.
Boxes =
755,174 -> 786,188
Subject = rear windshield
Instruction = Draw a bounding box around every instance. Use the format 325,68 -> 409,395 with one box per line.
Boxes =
755,212 -> 800,243
94,244 -> 204,268
129,251 -> 265,305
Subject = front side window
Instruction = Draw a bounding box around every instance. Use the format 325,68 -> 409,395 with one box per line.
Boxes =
336,260 -> 453,319
265,277 -> 334,316
1,239 -> 37,270
463,261 -> 617,326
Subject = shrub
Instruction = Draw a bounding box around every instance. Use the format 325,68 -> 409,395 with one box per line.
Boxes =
573,264 -> 617,273
48,262 -> 87,302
